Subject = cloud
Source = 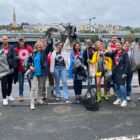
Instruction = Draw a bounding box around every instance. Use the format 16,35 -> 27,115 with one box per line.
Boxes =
0,0 -> 139,26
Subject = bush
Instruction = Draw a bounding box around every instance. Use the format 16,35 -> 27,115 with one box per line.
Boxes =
123,33 -> 136,42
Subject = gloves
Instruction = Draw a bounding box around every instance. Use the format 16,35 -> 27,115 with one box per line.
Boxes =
87,59 -> 90,63
16,56 -> 20,60
122,74 -> 127,78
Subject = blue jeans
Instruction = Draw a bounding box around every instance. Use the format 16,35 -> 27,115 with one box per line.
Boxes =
18,72 -> 31,96
126,73 -> 133,97
115,84 -> 126,100
54,66 -> 68,99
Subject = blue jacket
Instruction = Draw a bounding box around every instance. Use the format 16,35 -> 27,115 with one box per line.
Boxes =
68,51 -> 84,79
27,39 -> 53,76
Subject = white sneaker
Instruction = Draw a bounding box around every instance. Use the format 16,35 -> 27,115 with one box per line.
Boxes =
56,97 -> 60,101
113,99 -> 121,105
3,99 -> 8,106
121,100 -> 127,107
37,99 -> 44,104
7,96 -> 15,102
30,103 -> 35,110
126,96 -> 131,101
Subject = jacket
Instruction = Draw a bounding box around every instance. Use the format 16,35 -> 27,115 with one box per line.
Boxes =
105,49 -> 129,85
50,38 -> 70,73
27,39 -> 53,76
83,47 -> 96,66
68,51 -> 84,79
90,50 -> 112,77
4,45 -> 17,69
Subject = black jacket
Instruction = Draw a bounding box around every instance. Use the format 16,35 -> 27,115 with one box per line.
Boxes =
27,39 -> 53,76
105,49 -> 129,85
83,47 -> 96,67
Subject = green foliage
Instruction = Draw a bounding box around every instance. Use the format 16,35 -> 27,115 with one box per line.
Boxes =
123,33 -> 136,42
89,35 -> 99,43
80,30 -> 95,33
32,30 -> 40,33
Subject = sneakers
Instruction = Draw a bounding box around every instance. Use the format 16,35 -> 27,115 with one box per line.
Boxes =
113,91 -> 117,96
120,100 -> 127,107
56,97 -> 60,101
113,99 -> 121,105
51,91 -> 56,98
7,96 -> 15,101
3,99 -> 8,106
64,99 -> 70,103
126,96 -> 131,101
19,96 -> 24,101
30,103 -> 35,110
37,99 -> 44,104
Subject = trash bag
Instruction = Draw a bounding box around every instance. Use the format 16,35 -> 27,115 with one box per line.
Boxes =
89,64 -> 95,77
83,88 -> 99,111
44,27 -> 58,42
72,58 -> 81,74
97,55 -> 107,73
130,46 -> 140,72
72,57 -> 87,81
22,55 -> 30,71
104,70 -> 112,82
0,48 -> 11,78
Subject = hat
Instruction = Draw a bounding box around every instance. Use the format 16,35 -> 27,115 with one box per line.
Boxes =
18,35 -> 25,40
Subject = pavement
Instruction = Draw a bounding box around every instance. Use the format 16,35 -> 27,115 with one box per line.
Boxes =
0,73 -> 140,140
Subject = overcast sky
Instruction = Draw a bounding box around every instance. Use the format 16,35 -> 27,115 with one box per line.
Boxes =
0,0 -> 139,27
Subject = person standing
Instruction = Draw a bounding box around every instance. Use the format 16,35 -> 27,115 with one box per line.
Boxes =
68,42 -> 84,102
107,35 -> 118,96
50,37 -> 70,103
105,41 -> 129,107
83,39 -> 96,67
107,35 -> 118,52
28,34 -> 54,110
40,38 -> 55,100
90,41 -> 112,102
0,36 -> 17,105
15,36 -> 33,101
124,40 -> 133,101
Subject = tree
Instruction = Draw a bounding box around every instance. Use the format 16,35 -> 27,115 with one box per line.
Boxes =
123,33 -> 136,42
90,35 -> 99,43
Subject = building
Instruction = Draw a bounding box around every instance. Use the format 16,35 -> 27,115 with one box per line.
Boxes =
12,8 -> 17,28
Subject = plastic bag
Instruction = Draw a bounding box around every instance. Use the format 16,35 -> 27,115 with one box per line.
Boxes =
97,55 -> 107,73
89,64 -> 95,77
104,70 -> 112,82
130,46 -> 140,71
0,48 -> 11,78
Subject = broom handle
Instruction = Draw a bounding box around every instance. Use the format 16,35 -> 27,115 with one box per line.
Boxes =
87,48 -> 91,90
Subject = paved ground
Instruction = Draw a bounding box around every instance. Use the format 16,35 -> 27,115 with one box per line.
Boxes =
0,73 -> 140,140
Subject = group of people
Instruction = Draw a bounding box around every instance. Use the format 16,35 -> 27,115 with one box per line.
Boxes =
0,32 -> 140,110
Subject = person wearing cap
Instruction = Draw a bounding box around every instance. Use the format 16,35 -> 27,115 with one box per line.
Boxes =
15,36 -> 33,101
0,36 -> 17,105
